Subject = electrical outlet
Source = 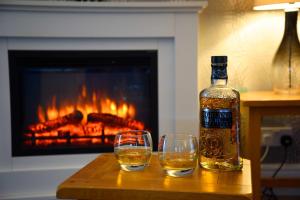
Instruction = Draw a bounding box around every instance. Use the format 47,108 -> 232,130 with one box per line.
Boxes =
261,126 -> 293,147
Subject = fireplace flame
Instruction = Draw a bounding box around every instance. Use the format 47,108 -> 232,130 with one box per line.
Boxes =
38,85 -> 137,123
26,85 -> 145,147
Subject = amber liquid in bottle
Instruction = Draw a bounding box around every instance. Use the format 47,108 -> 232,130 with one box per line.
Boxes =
199,56 -> 243,171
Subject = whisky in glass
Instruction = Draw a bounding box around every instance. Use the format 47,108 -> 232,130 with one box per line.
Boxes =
114,130 -> 152,171
158,133 -> 198,177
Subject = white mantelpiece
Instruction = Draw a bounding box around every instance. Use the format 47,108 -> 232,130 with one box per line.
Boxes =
0,0 -> 207,199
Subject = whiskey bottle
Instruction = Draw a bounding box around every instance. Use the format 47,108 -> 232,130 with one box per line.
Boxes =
199,56 -> 243,171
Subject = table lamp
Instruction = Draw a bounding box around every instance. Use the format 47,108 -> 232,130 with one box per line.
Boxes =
254,0 -> 300,94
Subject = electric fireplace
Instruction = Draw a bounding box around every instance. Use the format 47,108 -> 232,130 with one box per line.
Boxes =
9,50 -> 158,156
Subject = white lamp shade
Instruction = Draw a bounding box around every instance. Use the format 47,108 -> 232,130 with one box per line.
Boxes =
254,0 -> 300,11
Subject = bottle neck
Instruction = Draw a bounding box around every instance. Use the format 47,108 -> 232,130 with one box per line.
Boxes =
211,78 -> 227,86
211,63 -> 228,86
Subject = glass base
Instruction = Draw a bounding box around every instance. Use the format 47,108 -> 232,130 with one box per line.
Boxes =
120,164 -> 147,171
164,168 -> 195,177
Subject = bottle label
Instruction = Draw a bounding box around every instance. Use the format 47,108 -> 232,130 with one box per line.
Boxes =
201,108 -> 232,128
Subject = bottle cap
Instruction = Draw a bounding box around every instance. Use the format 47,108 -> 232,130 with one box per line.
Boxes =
211,56 -> 227,64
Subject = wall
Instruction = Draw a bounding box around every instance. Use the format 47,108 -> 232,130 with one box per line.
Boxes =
199,0 -> 287,92
199,1 -> 300,197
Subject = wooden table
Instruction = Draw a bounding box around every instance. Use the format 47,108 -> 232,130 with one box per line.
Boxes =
241,91 -> 300,200
57,153 -> 252,200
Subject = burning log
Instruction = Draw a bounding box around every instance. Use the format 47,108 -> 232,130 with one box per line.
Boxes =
87,113 -> 144,130
27,110 -> 83,133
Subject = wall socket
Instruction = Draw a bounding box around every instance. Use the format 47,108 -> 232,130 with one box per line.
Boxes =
261,126 -> 293,147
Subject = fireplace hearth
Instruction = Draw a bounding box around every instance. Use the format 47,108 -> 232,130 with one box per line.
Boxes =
9,50 -> 158,156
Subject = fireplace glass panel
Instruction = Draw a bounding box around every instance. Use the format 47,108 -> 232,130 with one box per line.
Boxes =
9,50 -> 158,156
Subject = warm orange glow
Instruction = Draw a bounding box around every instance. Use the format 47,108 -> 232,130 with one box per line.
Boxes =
104,127 -> 131,136
128,105 -> 136,118
92,92 -> 97,103
35,131 -> 57,138
27,84 -> 146,147
118,104 -> 128,118
110,102 -> 117,115
38,85 -> 138,123
91,138 -> 102,144
37,105 -> 46,122
35,139 -> 68,146
47,96 -> 59,120
59,105 -> 75,118
81,84 -> 87,98
99,97 -> 136,119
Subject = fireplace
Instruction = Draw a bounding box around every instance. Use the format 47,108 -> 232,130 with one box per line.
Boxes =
0,1 -> 206,199
9,50 -> 158,156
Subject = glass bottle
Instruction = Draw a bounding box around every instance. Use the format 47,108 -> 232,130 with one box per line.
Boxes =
199,56 -> 243,171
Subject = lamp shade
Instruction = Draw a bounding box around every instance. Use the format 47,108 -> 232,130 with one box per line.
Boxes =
254,0 -> 300,11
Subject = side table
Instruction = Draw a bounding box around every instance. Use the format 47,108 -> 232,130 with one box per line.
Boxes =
57,153 -> 252,200
241,91 -> 300,200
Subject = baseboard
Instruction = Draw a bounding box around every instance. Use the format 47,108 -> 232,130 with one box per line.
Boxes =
0,168 -> 78,200
1,195 -> 56,200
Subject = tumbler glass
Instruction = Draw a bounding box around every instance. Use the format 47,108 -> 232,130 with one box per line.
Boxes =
114,130 -> 152,171
158,133 -> 198,177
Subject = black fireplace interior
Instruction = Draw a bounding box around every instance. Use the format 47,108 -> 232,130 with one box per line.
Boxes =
9,50 -> 158,156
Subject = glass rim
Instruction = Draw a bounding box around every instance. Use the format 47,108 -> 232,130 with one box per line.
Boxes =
114,130 -> 153,148
116,130 -> 151,136
161,133 -> 197,138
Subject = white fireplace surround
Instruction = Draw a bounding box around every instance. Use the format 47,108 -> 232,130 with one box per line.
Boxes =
0,1 -> 207,199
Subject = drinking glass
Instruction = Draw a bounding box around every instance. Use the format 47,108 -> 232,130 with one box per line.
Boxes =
158,133 -> 198,177
114,130 -> 152,171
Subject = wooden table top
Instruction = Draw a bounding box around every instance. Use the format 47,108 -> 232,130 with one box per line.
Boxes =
241,91 -> 300,107
57,153 -> 252,200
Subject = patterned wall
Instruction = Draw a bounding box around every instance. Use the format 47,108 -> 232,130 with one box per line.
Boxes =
199,2 -> 300,169
199,0 -> 290,92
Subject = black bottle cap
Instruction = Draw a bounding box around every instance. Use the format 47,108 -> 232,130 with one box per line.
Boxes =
211,56 -> 227,64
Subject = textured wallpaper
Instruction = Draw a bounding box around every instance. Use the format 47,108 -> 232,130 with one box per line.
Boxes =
199,0 -> 290,92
